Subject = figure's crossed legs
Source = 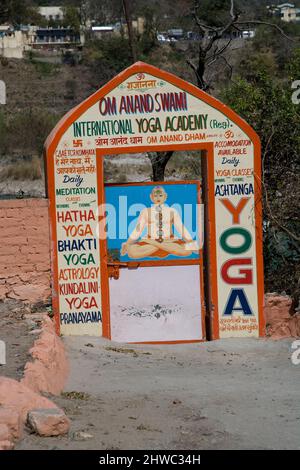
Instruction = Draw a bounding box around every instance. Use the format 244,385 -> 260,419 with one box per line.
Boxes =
122,239 -> 198,259
127,243 -> 158,259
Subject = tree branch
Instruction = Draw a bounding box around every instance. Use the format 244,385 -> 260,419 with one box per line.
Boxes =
206,38 -> 232,63
235,20 -> 295,42
186,59 -> 208,90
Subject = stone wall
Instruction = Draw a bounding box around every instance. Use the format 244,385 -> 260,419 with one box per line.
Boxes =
0,198 -> 51,305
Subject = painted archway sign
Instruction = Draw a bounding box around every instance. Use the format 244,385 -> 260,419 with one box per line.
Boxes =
45,61 -> 265,341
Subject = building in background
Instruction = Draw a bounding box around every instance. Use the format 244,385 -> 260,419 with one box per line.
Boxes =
32,27 -> 84,49
90,17 -> 145,39
0,25 -> 34,59
114,17 -> 145,36
90,25 -> 115,39
267,3 -> 300,22
0,24 -> 84,58
38,6 -> 64,22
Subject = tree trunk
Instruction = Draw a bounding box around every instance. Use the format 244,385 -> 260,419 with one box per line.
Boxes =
147,151 -> 173,181
122,0 -> 137,63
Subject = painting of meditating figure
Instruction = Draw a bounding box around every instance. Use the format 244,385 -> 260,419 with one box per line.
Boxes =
121,186 -> 199,259
105,182 -> 201,263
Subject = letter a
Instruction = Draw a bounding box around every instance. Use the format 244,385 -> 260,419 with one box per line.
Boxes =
223,289 -> 253,316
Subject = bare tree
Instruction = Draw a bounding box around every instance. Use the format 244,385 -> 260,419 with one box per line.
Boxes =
147,0 -> 294,181
147,151 -> 174,181
188,0 -> 293,91
122,0 -> 137,62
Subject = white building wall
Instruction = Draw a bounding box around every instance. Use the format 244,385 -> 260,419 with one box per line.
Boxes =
38,6 -> 64,21
0,31 -> 25,59
280,6 -> 300,22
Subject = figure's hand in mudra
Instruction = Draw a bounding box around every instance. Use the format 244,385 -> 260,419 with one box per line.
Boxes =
121,242 -> 129,256
185,240 -> 199,253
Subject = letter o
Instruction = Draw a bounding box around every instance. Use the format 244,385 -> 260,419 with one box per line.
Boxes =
99,98 -> 107,115
220,228 -> 252,254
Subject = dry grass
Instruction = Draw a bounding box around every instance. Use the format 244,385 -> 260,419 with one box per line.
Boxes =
104,161 -> 129,183
0,156 -> 42,181
165,151 -> 202,180
61,391 -> 91,401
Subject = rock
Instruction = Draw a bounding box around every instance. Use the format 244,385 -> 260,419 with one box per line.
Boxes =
289,315 -> 300,338
0,406 -> 22,440
264,293 -> 299,339
28,329 -> 43,335
73,431 -> 93,440
0,377 -> 58,430
0,424 -> 10,441
24,319 -> 37,330
27,408 -> 70,436
264,294 -> 292,322
24,313 -> 48,322
0,440 -> 14,450
172,399 -> 182,405
21,317 -> 69,395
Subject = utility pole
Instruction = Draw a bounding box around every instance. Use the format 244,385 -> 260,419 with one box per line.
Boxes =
122,0 -> 137,63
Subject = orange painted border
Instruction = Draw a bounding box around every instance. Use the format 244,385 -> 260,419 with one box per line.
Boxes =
105,180 -> 200,187
44,61 -> 265,340
104,178 -> 202,269
97,156 -> 111,339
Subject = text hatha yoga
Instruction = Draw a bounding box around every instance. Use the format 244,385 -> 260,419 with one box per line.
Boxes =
57,210 -> 95,223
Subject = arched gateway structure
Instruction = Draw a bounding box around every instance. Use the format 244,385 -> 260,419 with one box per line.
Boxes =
45,62 -> 265,342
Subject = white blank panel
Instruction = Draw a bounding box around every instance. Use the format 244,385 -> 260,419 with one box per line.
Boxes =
109,265 -> 203,343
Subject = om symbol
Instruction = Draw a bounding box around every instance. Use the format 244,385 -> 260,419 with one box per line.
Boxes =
225,130 -> 234,139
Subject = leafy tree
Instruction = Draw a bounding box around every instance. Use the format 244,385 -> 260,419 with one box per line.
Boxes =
222,56 -> 300,301
62,6 -> 81,33
85,0 -> 123,24
250,22 -> 300,72
83,35 -> 132,85
0,0 -> 47,26
138,6 -> 159,55
0,0 -> 29,25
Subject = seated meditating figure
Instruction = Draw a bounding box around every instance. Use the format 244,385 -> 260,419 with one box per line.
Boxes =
121,186 -> 199,259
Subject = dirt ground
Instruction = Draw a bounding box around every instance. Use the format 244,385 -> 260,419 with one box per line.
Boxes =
16,336 -> 300,450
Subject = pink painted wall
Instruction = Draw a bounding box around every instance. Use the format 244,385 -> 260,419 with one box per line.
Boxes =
0,199 -> 51,304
